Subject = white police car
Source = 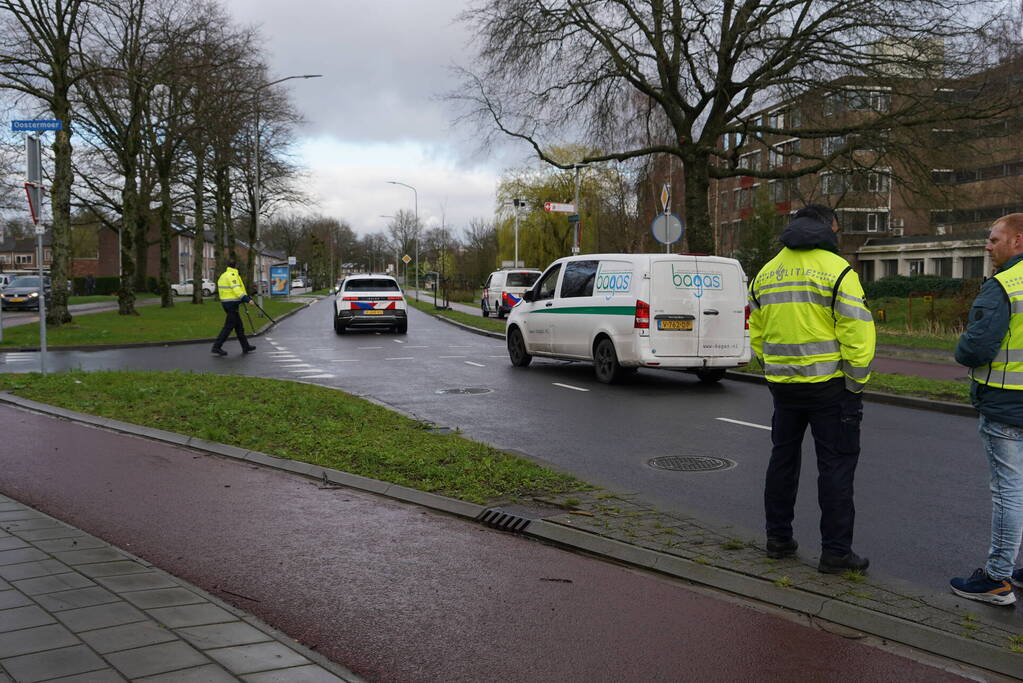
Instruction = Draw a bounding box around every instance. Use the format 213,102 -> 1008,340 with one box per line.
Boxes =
333,274 -> 408,334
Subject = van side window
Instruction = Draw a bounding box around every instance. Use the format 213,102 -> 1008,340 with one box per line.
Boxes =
560,260 -> 598,298
535,264 -> 561,300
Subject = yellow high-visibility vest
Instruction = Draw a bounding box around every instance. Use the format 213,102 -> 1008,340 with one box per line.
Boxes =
217,267 -> 248,303
749,248 -> 875,392
972,260 -> 1023,389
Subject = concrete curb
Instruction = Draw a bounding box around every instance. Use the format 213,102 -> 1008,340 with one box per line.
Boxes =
0,300 -> 311,352
0,392 -> 1014,679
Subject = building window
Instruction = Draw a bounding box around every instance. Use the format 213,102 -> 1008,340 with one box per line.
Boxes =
15,254 -> 31,265
932,257 -> 952,278
866,213 -> 888,232
719,191 -> 729,211
823,135 -> 846,156
909,259 -> 925,276
860,261 -> 875,282
962,256 -> 985,279
740,150 -> 761,172
867,172 -> 890,193
733,188 -> 740,208
770,180 -> 789,202
882,259 -> 899,277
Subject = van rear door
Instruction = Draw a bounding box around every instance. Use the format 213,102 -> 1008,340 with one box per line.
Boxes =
696,259 -> 747,357
649,257 -> 699,357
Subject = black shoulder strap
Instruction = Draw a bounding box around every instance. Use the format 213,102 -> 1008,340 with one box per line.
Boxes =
831,265 -> 852,315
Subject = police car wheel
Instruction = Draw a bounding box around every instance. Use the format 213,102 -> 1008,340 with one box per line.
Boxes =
202,288 -> 212,296
594,338 -> 624,384
507,327 -> 532,367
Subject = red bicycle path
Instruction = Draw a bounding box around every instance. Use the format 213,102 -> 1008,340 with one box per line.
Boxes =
0,405 -> 974,682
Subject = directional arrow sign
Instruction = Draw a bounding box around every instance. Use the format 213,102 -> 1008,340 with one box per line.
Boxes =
543,201 -> 575,213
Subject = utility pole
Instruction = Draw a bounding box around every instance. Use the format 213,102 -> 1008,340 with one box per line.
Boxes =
571,164 -> 587,254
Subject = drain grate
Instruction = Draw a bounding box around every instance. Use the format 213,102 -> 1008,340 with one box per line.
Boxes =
436,387 -> 493,395
648,455 -> 736,472
476,508 -> 531,533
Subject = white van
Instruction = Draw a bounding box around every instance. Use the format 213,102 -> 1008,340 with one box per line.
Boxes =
505,253 -> 751,383
481,268 -> 542,318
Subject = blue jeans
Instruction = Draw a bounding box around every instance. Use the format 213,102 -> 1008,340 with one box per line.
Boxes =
979,415 -> 1023,580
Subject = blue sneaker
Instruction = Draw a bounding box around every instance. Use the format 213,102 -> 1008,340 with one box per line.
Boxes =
950,568 -> 1016,606
1012,568 -> 1023,589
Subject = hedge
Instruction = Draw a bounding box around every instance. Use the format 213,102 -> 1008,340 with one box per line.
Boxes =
70,276 -> 120,296
863,275 -> 975,299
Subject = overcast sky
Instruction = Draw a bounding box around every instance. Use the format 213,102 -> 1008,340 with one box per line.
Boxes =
222,0 -> 522,238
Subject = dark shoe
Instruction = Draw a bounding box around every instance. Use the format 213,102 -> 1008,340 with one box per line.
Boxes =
1012,567 -> 1023,589
766,537 -> 798,559
211,347 -> 227,356
951,568 -> 1016,606
818,551 -> 869,574
242,345 -> 257,354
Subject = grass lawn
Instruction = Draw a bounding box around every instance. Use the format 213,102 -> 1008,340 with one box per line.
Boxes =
0,298 -> 303,347
0,371 -> 586,504
67,293 -> 160,305
407,297 -> 507,334
870,296 -> 964,350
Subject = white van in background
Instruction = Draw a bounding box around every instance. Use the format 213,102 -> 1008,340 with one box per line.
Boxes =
481,268 -> 542,318
505,253 -> 750,383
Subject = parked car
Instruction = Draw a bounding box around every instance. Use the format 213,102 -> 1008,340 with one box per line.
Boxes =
170,279 -> 216,297
333,274 -> 407,334
1,276 -> 52,311
506,253 -> 750,384
481,268 -> 542,318
291,278 -> 306,288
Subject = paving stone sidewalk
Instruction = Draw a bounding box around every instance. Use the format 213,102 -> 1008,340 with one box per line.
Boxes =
0,496 -> 360,682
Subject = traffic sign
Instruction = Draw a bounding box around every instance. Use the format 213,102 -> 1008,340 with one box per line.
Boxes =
402,254 -> 412,264
651,212 -> 684,245
660,185 -> 670,213
543,201 -> 575,213
12,120 -> 61,132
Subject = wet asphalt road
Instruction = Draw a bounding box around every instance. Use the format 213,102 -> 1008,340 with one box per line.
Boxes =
0,406 -> 969,683
0,297 -> 1013,624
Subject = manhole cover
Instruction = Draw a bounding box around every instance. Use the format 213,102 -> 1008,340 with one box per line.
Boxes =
435,387 -> 493,395
648,456 -> 735,472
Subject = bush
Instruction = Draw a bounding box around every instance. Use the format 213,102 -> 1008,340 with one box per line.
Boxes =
863,275 -> 974,300
93,276 -> 119,295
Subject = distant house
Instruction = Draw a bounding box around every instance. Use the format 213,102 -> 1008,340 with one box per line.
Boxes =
0,234 -> 52,273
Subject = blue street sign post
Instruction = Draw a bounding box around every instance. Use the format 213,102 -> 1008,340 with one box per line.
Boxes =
11,120 -> 62,132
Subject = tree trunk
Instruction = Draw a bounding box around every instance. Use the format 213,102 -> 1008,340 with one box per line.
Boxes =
133,185 -> 150,292
47,93 -> 73,325
118,175 -> 138,316
213,161 -> 228,277
158,168 -> 172,308
191,149 -> 205,305
682,155 -> 715,255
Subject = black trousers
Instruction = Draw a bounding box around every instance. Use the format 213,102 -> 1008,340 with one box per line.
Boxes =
213,302 -> 250,350
765,380 -> 863,555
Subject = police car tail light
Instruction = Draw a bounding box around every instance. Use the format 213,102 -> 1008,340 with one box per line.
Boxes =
744,304 -> 750,330
634,299 -> 650,329
342,296 -> 359,300
385,296 -> 403,300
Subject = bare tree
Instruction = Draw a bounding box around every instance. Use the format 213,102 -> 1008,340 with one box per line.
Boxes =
0,0 -> 95,324
457,0 -> 1018,253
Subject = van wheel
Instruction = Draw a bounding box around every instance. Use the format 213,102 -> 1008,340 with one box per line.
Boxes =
594,338 -> 625,384
507,327 -> 532,367
497,307 -> 507,319
696,368 -> 726,384
202,288 -> 212,296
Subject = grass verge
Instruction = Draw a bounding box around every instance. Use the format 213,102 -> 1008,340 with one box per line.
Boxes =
407,297 -> 507,334
0,370 -> 586,504
736,357 -> 970,404
0,299 -> 303,347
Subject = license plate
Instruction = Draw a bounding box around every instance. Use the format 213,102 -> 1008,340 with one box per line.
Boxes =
658,319 -> 692,330
8,298 -> 23,303
363,309 -> 383,315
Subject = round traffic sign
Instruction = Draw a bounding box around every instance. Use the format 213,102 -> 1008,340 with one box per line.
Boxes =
651,212 -> 683,245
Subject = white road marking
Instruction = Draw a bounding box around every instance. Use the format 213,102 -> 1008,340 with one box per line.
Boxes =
487,355 -> 506,359
448,345 -> 472,348
300,374 -> 335,379
358,346 -> 383,350
3,358 -> 33,363
406,345 -> 428,348
385,357 -> 414,361
393,339 -> 405,344
439,355 -> 465,359
716,417 -> 771,431
553,382 -> 589,392
308,348 -> 331,351
280,363 -> 312,368
330,359 -> 359,363
464,361 -> 485,367
290,369 -> 324,373
272,358 -> 300,362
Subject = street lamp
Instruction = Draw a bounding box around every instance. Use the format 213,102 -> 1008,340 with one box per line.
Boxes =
386,180 -> 418,299
253,73 -> 322,307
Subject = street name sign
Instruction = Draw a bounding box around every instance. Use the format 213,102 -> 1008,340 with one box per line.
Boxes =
543,201 -> 575,213
12,120 -> 61,132
567,213 -> 581,223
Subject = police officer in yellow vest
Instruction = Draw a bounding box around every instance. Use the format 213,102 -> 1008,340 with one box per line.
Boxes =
749,204 -> 875,574
211,259 -> 256,356
950,213 -> 1023,605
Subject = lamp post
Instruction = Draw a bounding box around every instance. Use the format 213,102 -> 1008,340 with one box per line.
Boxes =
386,180 -> 418,299
570,163 -> 588,255
253,73 -> 322,308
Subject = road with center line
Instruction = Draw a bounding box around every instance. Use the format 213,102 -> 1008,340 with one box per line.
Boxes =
1,297 -> 1016,625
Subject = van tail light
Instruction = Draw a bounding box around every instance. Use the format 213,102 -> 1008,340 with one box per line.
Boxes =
634,299 -> 650,329
744,304 -> 750,330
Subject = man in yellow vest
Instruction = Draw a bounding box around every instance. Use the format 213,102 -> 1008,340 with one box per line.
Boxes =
211,259 -> 256,356
951,213 -> 1023,605
749,204 -> 875,574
